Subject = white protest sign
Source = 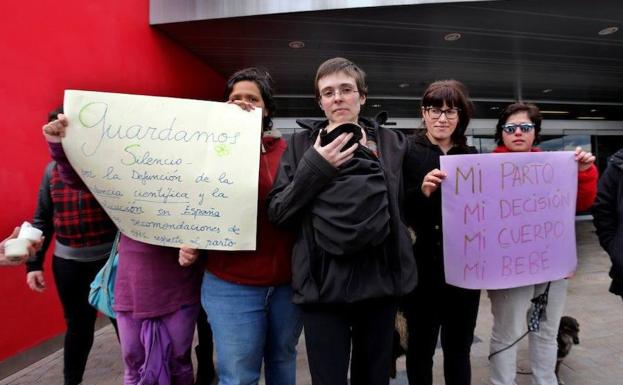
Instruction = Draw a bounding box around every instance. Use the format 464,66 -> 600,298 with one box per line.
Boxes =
440,152 -> 578,289
62,90 -> 261,250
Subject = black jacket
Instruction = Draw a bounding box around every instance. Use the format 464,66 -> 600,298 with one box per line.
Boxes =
267,118 -> 417,304
593,149 -> 623,296
403,130 -> 477,288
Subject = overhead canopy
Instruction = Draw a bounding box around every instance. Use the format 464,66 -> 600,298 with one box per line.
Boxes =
151,0 -> 623,121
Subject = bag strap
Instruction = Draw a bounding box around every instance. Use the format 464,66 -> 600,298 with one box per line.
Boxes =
100,232 -> 120,288
110,231 -> 121,257
488,281 -> 553,360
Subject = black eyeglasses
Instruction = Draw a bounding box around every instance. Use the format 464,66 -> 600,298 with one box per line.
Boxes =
424,107 -> 460,120
501,123 -> 535,134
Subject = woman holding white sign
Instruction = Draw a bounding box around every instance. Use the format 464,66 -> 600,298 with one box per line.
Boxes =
179,67 -> 302,385
402,79 -> 480,385
44,116 -> 204,384
487,102 -> 597,385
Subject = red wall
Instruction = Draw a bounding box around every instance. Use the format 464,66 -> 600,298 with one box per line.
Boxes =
0,1 -> 224,360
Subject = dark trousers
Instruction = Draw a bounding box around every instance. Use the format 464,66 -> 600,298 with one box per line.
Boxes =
301,297 -> 398,385
195,306 -> 216,385
404,283 -> 480,385
52,255 -> 118,385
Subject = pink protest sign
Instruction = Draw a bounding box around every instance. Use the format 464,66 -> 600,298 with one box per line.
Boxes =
440,152 -> 578,289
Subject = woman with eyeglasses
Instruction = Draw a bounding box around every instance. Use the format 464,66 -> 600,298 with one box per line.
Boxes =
487,102 -> 597,385
402,79 -> 480,385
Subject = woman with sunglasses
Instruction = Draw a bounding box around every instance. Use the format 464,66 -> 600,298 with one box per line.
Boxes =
487,102 -> 597,385
403,79 -> 480,385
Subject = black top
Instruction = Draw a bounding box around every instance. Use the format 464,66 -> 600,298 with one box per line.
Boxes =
403,130 -> 477,288
267,117 -> 417,304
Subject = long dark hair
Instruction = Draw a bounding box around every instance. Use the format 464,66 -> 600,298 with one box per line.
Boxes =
225,67 -> 276,130
421,79 -> 473,148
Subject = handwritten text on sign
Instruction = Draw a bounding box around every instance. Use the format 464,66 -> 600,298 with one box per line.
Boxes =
440,152 -> 578,289
62,90 -> 261,250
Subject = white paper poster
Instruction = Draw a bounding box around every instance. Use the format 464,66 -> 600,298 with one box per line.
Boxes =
62,90 -> 261,250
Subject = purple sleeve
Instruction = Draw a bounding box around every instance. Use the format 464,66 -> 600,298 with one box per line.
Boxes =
48,142 -> 88,190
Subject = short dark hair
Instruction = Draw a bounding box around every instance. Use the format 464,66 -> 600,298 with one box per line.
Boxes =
314,57 -> 368,100
48,106 -> 63,123
495,102 -> 542,145
225,67 -> 276,129
421,79 -> 474,148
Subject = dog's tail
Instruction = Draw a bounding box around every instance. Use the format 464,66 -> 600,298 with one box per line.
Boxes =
395,311 -> 409,351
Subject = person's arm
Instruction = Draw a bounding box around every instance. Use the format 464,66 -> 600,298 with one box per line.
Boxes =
267,134 -> 340,227
25,163 -> 56,291
575,146 -> 598,212
593,165 -> 619,256
576,164 -> 598,212
27,163 -> 55,272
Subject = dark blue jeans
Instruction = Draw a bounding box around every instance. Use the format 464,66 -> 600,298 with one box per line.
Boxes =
201,271 -> 302,385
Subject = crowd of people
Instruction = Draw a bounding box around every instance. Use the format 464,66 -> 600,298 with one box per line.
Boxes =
4,56 -> 622,385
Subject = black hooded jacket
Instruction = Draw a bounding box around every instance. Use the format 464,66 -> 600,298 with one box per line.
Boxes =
403,130 -> 477,288
593,149 -> 623,296
266,117 -> 417,304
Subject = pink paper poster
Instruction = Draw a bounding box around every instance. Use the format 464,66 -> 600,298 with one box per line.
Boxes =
440,152 -> 578,289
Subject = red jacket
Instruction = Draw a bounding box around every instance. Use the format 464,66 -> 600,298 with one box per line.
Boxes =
205,134 -> 294,285
493,145 -> 598,211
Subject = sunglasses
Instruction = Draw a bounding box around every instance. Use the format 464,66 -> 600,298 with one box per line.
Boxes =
501,123 -> 535,134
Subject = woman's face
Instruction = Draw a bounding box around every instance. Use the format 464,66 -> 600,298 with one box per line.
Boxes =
422,102 -> 459,144
501,111 -> 535,152
228,80 -> 268,118
317,71 -> 366,126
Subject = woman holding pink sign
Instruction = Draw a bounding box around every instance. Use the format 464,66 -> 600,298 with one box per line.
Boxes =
403,79 -> 480,385
487,102 -> 597,385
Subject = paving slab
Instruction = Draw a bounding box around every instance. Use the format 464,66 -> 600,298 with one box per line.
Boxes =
2,220 -> 622,385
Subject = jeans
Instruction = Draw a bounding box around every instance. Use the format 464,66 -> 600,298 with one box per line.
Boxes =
201,272 -> 302,385
52,255 -> 118,385
488,279 -> 568,385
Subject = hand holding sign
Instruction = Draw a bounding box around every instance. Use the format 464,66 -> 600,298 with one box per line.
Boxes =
43,113 -> 68,142
422,168 -> 447,197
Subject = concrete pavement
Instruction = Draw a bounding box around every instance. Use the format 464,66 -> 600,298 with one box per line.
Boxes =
2,220 -> 622,385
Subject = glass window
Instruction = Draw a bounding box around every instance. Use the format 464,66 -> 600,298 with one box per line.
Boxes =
562,134 -> 591,151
